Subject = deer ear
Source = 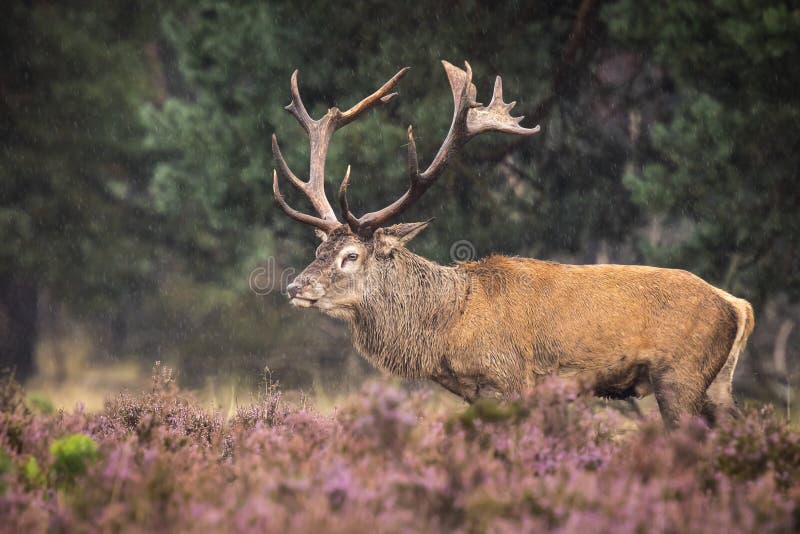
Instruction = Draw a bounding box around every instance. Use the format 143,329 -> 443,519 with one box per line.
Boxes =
374,219 -> 433,253
314,228 -> 329,242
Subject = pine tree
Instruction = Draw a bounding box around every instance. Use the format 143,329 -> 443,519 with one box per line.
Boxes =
0,2 -> 164,378
606,1 -> 800,305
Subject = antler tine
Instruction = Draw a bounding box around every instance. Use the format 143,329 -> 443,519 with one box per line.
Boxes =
285,70 -> 314,133
347,61 -> 540,236
271,134 -> 306,192
272,132 -> 337,222
339,67 -> 411,126
273,67 -> 409,232
272,170 -> 339,233
338,165 -> 360,230
406,124 -> 420,179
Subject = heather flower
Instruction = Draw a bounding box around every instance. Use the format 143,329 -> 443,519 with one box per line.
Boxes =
0,370 -> 797,532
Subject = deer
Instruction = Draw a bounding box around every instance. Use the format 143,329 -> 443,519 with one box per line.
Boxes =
270,60 -> 755,428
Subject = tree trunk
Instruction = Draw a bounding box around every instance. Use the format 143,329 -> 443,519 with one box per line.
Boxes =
0,272 -> 38,382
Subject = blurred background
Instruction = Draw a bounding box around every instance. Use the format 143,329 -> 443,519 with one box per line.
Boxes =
1,0 -> 797,413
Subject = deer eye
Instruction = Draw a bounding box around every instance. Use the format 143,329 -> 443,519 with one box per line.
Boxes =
341,252 -> 359,267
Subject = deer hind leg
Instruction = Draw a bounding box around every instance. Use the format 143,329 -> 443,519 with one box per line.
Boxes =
703,300 -> 752,425
702,350 -> 741,425
651,367 -> 707,429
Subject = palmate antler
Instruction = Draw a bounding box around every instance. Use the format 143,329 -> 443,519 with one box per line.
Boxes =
273,61 -> 540,237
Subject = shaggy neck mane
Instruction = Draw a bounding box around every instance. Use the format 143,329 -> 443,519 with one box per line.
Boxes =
349,248 -> 467,378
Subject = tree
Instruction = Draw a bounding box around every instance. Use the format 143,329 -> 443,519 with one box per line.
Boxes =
0,2 -> 164,379
605,0 -> 800,306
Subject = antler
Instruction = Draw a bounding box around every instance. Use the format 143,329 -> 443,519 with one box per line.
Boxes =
341,61 -> 540,236
272,67 -> 410,233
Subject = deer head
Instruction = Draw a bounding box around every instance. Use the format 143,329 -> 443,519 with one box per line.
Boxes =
273,61 -> 540,320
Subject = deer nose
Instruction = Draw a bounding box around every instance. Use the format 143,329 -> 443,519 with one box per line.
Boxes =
287,281 -> 302,298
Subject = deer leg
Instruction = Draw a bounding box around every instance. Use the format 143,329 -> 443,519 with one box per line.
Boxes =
703,348 -> 742,425
651,368 -> 706,429
624,398 -> 645,419
699,391 -> 740,427
703,301 -> 750,425
699,393 -> 718,426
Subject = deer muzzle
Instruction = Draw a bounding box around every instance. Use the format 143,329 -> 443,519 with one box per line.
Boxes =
286,278 -> 325,307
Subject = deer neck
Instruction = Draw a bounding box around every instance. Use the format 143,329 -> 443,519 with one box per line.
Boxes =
349,249 -> 467,378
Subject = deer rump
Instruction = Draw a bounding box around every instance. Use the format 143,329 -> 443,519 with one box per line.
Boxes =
268,60 -> 755,428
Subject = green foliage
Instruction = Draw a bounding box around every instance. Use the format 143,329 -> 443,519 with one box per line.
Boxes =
456,398 -> 527,430
0,2 -> 165,312
26,393 -> 55,415
21,456 -> 45,488
50,434 -> 99,485
606,0 -> 800,302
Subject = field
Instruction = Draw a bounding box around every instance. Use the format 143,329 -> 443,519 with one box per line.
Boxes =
1,365 -> 798,533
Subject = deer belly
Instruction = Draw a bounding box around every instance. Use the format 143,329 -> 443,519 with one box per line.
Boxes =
577,362 -> 653,399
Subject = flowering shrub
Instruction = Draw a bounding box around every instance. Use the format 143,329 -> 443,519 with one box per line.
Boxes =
0,368 -> 797,533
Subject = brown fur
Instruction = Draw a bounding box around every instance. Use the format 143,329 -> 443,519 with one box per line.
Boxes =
287,227 -> 755,428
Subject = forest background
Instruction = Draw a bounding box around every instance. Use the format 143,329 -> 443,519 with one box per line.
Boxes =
1,0 -> 797,412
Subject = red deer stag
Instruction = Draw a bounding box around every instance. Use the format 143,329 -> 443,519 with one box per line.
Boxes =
271,60 -> 754,427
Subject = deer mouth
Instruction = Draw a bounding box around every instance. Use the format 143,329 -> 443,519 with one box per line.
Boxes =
290,297 -> 318,308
